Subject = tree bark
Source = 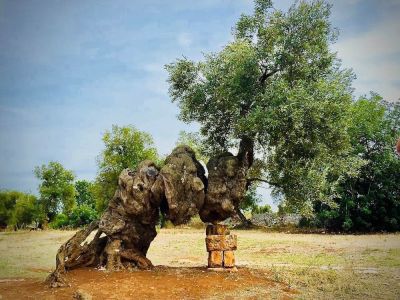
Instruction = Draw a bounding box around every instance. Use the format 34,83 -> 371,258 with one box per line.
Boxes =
237,135 -> 254,169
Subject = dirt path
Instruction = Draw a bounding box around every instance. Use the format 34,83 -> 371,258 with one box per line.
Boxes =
0,267 -> 296,300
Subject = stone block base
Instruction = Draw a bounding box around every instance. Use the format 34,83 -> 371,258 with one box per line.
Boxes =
205,234 -> 237,251
208,250 -> 223,268
206,224 -> 237,270
206,224 -> 230,235
223,250 -> 235,267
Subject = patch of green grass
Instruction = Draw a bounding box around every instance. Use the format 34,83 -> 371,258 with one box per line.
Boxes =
362,248 -> 400,268
247,251 -> 347,267
0,258 -> 47,279
267,265 -> 399,299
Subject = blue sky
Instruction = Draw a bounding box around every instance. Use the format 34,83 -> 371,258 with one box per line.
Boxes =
0,0 -> 399,209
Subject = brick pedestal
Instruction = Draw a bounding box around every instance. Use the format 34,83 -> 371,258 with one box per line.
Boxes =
205,224 -> 237,271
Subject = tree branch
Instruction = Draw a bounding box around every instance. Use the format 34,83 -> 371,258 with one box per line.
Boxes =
259,68 -> 279,84
247,177 -> 270,184
238,135 -> 254,169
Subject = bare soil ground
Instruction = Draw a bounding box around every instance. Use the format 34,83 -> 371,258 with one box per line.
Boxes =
0,228 -> 399,299
0,267 -> 295,299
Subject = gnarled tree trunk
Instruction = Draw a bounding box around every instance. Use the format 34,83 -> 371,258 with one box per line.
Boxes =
47,145 -> 251,287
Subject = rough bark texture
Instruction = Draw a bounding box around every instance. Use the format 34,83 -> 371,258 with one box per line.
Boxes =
397,138 -> 400,155
46,221 -> 106,287
98,160 -> 160,270
199,152 -> 247,223
48,145 -> 247,287
152,146 -> 206,225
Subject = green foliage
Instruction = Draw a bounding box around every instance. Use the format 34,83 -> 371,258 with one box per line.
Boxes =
0,190 -> 21,227
50,213 -> 69,229
251,204 -> 272,215
166,41 -> 261,155
240,185 -> 262,212
0,191 -> 44,228
176,131 -> 209,164
75,180 -> 95,208
10,194 -> 44,229
166,0 -> 360,214
1,179 -> 97,230
34,161 -> 76,221
92,125 -> 158,213
314,94 -> 400,232
68,204 -> 98,228
50,181 -> 98,228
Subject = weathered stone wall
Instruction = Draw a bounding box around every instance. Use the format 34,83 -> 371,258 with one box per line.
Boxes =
251,213 -> 301,227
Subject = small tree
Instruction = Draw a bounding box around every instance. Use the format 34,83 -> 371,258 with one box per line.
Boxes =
251,204 -> 272,215
240,185 -> 261,212
34,162 -> 76,221
75,180 -> 95,208
50,213 -> 69,229
92,125 -> 158,212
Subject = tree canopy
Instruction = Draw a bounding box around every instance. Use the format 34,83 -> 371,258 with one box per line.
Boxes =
34,162 -> 76,220
315,94 -> 400,231
166,0 -> 361,214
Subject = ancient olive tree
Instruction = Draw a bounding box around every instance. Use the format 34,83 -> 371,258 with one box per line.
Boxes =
176,130 -> 209,164
48,0 -> 362,287
166,0 -> 361,214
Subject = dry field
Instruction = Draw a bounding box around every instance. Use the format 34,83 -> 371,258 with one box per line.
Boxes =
0,228 -> 399,299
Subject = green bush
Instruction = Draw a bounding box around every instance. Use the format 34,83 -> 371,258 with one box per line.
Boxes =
187,215 -> 206,229
0,191 -> 44,229
0,191 -> 21,227
10,194 -> 42,229
68,205 -> 98,228
50,213 -> 69,229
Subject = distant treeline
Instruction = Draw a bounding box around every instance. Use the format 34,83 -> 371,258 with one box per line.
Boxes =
0,179 -> 97,230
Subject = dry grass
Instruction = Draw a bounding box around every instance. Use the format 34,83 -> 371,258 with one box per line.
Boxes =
0,229 -> 399,299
